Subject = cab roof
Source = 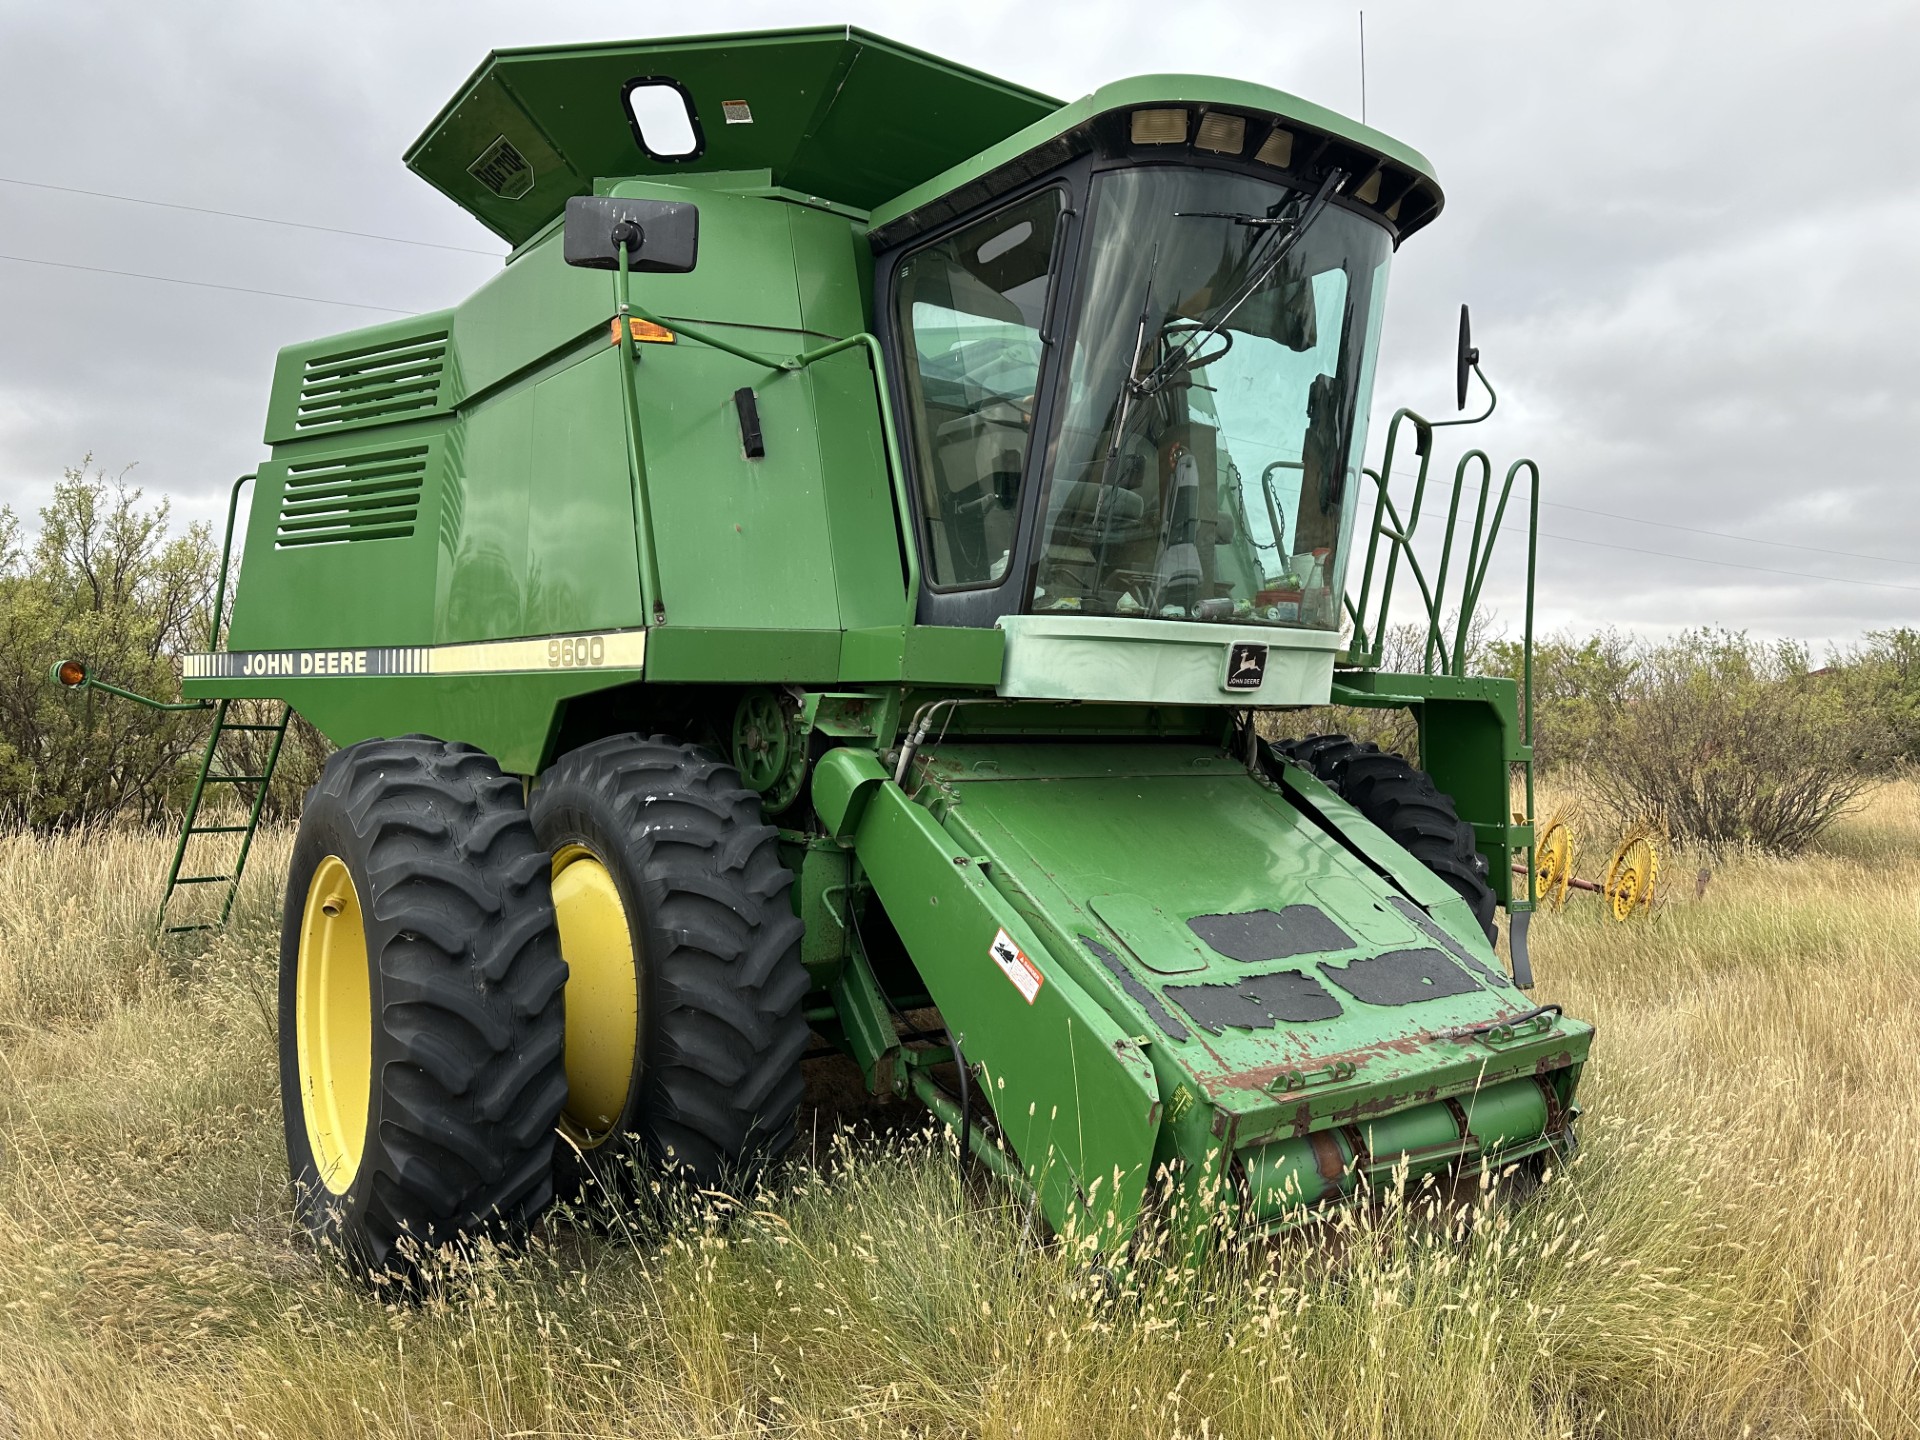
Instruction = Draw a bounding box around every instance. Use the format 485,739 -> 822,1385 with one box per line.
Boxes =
404,26 -> 1062,247
867,74 -> 1444,251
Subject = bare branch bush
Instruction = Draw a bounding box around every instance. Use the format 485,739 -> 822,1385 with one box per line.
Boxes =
1588,629 -> 1888,853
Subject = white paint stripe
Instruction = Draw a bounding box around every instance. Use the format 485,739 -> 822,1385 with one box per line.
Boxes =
182,629 -> 647,681
424,631 -> 648,675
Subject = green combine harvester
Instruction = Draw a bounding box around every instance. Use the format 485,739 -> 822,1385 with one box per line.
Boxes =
57,26 -> 1589,1275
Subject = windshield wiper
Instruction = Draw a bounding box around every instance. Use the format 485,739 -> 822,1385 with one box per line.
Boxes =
1134,167 -> 1348,397
1104,242 -> 1162,471
1170,208 -> 1293,227
1080,244 -> 1163,581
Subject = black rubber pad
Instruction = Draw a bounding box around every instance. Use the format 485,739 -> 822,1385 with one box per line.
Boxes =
1386,896 -> 1512,989
1166,970 -> 1345,1034
1319,947 -> 1480,1005
1187,905 -> 1356,963
1082,936 -> 1191,1042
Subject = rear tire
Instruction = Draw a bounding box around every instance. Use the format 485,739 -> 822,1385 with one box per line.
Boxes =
1267,733 -> 1499,943
279,737 -> 568,1279
529,734 -> 809,1197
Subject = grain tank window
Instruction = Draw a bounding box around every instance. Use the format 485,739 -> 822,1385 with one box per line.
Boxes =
623,78 -> 703,160
894,188 -> 1065,590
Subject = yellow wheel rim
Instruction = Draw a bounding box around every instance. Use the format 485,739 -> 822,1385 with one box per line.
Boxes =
1604,833 -> 1659,921
295,855 -> 373,1195
1534,821 -> 1575,910
551,844 -> 640,1147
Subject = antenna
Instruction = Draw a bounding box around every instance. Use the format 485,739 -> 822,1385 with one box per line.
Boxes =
1359,10 -> 1368,124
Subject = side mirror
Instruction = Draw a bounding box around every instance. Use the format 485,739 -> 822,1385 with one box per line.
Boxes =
1456,303 -> 1480,410
563,196 -> 699,273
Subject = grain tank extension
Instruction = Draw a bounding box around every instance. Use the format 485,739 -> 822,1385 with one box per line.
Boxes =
60,26 -> 1589,1273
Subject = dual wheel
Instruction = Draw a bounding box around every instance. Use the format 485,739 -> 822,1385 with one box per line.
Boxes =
280,733 -> 808,1276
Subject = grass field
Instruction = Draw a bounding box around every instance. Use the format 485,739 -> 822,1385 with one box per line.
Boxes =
2,787 -> 1918,1438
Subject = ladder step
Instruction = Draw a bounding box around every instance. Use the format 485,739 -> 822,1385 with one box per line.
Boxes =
155,699 -> 290,935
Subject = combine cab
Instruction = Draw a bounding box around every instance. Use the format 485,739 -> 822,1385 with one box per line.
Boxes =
60,26 -> 1588,1274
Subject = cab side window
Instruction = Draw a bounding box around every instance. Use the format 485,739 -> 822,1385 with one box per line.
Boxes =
894,189 -> 1064,589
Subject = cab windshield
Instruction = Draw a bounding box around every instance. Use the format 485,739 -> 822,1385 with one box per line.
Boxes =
1032,168 -> 1391,630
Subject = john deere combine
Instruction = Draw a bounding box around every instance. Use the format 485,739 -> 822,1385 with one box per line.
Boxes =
58,26 -> 1589,1273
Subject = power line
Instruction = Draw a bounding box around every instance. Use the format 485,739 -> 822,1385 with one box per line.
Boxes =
0,253 -> 416,314
1532,527 -> 1920,593
1389,494 -> 1920,595
1540,497 -> 1920,571
1382,467 -> 1920,573
0,175 -> 500,256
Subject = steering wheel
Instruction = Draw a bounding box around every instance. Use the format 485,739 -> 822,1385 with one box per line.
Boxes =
1158,318 -> 1234,375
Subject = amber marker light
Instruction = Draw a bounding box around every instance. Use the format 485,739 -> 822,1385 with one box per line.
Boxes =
609,317 -> 677,345
55,659 -> 87,688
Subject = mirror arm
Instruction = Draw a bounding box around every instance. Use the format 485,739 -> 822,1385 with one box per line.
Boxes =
614,242 -> 668,624
1429,361 -> 1497,430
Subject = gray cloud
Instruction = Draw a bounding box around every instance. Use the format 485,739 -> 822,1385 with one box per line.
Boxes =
1,0 -> 1913,647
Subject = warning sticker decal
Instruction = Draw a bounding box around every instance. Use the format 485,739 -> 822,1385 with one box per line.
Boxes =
989,928 -> 1044,1004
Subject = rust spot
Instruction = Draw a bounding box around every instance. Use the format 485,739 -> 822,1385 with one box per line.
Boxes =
1198,1034 -> 1431,1100
1308,1129 -> 1346,1186
1330,1085 -> 1441,1124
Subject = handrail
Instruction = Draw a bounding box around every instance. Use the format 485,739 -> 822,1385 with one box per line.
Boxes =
1426,451 -> 1490,673
210,473 -> 256,651
1349,410 -> 1433,662
1340,362 -> 1537,690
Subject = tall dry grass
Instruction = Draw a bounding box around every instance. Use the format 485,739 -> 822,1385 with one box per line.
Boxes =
1,789 -> 1917,1438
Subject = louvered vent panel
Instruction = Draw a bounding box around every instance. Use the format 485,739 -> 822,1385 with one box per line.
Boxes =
274,445 -> 428,548
294,331 -> 448,434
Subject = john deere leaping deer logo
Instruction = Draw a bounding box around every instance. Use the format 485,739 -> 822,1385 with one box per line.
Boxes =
1224,642 -> 1268,691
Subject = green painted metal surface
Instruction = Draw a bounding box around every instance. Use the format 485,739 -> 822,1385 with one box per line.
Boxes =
867,72 -> 1443,248
405,27 -> 1061,247
826,741 -> 1587,1243
182,670 -> 633,776
820,747 -> 1164,1245
996,614 -> 1340,707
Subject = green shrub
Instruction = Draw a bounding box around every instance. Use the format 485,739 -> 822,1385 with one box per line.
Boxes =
1485,628 -> 1636,774
0,461 -> 329,828
1586,629 -> 1886,853
1830,627 -> 1920,770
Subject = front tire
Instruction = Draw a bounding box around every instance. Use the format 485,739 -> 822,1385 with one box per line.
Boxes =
279,737 -> 568,1278
529,734 -> 809,1194
1266,733 -> 1499,942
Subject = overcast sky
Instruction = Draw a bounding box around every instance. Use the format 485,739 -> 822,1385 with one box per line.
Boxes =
2,0 -> 1915,648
